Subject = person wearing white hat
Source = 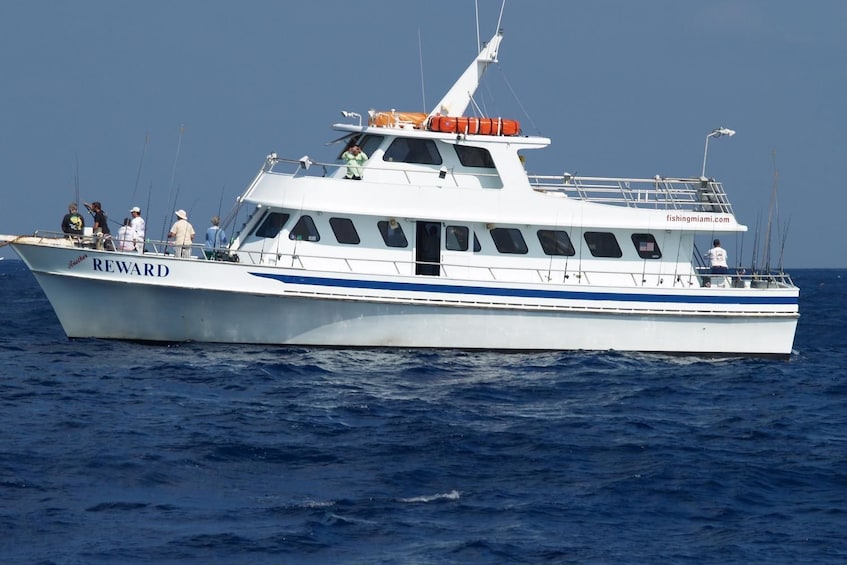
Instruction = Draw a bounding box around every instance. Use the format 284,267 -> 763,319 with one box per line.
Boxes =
168,209 -> 195,258
129,206 -> 145,252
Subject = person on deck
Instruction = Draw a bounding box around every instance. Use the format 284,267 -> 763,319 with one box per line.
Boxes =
204,216 -> 227,259
168,209 -> 195,258
61,203 -> 85,236
704,238 -> 728,287
341,144 -> 367,180
129,206 -> 146,253
83,201 -> 113,250
706,239 -> 728,274
116,217 -> 138,252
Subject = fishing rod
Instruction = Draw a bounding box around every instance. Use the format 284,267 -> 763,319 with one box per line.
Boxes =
161,183 -> 180,253
749,212 -> 761,275
129,133 -> 149,208
762,149 -> 780,273
74,155 -> 81,209
143,180 -> 153,248
215,185 -> 227,247
159,125 -> 185,241
777,218 -> 791,273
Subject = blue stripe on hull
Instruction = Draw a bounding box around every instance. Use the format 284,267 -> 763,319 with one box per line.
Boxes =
250,272 -> 797,306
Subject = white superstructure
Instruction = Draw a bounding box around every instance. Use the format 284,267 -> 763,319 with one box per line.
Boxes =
1,29 -> 799,358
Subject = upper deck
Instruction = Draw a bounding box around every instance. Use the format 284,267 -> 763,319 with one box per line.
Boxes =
260,153 -> 736,216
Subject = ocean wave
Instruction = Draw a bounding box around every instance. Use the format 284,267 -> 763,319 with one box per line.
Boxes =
400,490 -> 461,503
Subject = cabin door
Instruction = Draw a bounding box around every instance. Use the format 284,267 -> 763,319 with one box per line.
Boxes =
415,221 -> 441,276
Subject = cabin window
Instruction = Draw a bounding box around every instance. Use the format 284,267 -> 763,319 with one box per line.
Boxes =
445,225 -> 469,251
254,212 -> 290,238
289,215 -> 320,242
383,138 -> 442,165
338,134 -> 384,160
537,229 -> 575,256
490,228 -> 528,254
631,233 -> 662,259
473,232 -> 481,252
584,231 -> 622,258
377,220 -> 408,248
454,145 -> 495,168
330,217 -> 360,245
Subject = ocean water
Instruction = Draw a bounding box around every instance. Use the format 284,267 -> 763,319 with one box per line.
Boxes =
0,259 -> 845,564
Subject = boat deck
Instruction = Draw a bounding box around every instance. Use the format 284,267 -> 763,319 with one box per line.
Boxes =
269,156 -> 734,214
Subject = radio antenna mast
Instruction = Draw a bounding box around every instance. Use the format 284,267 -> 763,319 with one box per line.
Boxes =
418,29 -> 426,112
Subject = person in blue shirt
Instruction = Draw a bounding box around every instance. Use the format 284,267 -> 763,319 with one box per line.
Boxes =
204,216 -> 227,259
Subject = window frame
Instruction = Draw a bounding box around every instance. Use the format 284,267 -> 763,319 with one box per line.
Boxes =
377,220 -> 409,248
537,229 -> 576,256
445,225 -> 469,251
490,227 -> 529,254
329,217 -> 360,245
583,231 -> 622,258
289,215 -> 320,242
454,144 -> 496,168
631,233 -> 662,260
254,212 -> 290,239
382,138 -> 443,165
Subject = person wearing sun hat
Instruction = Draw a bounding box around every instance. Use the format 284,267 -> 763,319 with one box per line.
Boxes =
168,209 -> 195,258
129,206 -> 146,252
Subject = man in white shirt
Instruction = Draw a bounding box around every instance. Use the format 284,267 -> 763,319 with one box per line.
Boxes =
706,239 -> 728,274
130,206 -> 146,253
168,209 -> 195,258
704,238 -> 729,287
117,218 -> 139,252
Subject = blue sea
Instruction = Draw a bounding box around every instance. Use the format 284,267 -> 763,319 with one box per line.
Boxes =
1,259 -> 845,564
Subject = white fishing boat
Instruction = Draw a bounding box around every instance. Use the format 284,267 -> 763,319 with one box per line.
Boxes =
0,26 -> 798,358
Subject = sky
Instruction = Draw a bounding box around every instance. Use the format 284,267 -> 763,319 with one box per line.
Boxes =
1,0 -> 844,268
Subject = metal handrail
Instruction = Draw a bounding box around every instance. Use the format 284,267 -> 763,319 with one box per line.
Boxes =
528,174 -> 734,213
30,230 -> 793,288
262,155 -> 734,213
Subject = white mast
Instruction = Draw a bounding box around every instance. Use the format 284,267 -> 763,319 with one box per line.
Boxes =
427,30 -> 503,119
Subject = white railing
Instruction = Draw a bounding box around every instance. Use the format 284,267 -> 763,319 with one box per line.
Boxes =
527,174 -> 734,213
261,156 -> 734,213
35,230 -> 792,289
265,156 -> 504,188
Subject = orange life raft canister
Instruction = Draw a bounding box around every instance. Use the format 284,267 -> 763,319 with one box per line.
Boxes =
368,111 -> 428,128
427,116 -> 520,136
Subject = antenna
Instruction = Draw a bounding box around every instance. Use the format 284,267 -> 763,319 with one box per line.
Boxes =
475,0 -> 481,51
496,0 -> 506,34
418,29 -> 426,111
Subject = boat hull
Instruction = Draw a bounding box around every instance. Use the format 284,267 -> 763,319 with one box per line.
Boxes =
11,242 -> 798,358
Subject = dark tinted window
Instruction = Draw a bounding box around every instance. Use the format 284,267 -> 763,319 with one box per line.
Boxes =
454,145 -> 495,168
255,212 -> 290,238
537,230 -> 575,256
584,231 -> 622,258
383,138 -> 442,165
445,225 -> 469,251
473,233 -> 481,252
289,215 -> 320,242
631,233 -> 661,259
330,217 -> 360,244
490,228 -> 528,254
377,220 -> 408,248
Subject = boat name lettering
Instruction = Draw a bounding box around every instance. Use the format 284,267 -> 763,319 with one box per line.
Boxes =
68,253 -> 89,269
666,214 -> 731,224
91,258 -> 170,277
